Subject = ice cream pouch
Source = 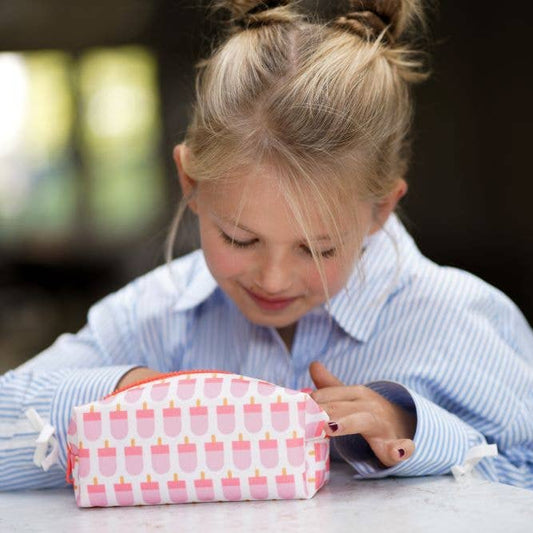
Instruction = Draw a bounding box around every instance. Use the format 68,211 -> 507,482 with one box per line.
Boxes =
66,370 -> 330,507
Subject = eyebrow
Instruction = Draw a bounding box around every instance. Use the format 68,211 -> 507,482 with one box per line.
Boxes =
212,212 -> 334,242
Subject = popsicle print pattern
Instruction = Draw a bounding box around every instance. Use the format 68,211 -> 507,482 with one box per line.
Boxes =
67,372 -> 330,507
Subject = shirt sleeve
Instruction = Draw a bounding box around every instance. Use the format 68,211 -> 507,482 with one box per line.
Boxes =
0,283 -> 145,491
332,292 -> 533,489
333,381 -> 533,489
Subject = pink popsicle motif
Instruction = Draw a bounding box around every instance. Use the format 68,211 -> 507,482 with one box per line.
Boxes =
141,475 -> 161,505
136,402 -> 155,439
216,398 -> 235,434
222,470 -> 241,501
78,442 -> 90,479
205,435 -> 224,471
190,400 -> 208,436
194,471 -> 214,501
204,376 -> 223,398
244,397 -> 262,433
230,376 -> 250,397
151,437 -> 170,475
83,406 -> 101,441
125,439 -> 144,476
286,431 -> 305,467
259,432 -> 279,469
88,477 -> 108,507
257,380 -> 276,396
270,395 -> 290,432
248,469 -> 268,500
232,433 -> 251,470
163,401 -> 182,437
114,476 -> 134,506
125,387 -> 143,403
110,404 -> 128,440
98,440 -> 117,477
176,376 -> 196,400
178,436 -> 197,473
276,468 -> 295,499
167,473 -> 188,503
151,380 -> 170,402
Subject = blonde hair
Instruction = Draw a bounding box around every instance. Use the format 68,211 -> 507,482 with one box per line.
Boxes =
167,0 -> 429,297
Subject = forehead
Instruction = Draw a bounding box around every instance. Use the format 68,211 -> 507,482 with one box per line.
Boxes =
201,170 -> 284,208
199,170 -> 341,238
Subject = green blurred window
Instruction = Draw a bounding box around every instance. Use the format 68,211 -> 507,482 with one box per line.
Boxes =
0,46 -> 164,245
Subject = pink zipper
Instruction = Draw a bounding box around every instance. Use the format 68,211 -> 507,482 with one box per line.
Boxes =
66,444 -> 76,485
104,369 -> 232,400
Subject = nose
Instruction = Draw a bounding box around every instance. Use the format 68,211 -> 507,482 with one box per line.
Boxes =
253,251 -> 294,295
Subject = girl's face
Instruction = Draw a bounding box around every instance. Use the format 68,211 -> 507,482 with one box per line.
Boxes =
187,168 -> 374,331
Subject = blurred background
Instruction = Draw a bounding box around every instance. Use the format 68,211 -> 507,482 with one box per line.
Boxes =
1,1 -> 532,373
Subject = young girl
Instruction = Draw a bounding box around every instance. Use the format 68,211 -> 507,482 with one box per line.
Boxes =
1,0 -> 532,491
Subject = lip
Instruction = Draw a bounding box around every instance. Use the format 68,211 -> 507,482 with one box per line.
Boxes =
244,288 -> 298,312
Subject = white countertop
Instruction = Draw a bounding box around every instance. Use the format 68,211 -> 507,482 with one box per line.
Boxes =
2,463 -> 532,532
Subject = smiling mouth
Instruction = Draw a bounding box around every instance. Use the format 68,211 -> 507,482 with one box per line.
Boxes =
244,288 -> 298,311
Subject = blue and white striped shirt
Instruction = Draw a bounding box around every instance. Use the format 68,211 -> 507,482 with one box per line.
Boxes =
1,214 -> 533,490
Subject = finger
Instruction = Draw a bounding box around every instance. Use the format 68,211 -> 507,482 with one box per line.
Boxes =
311,384 -> 371,404
368,438 -> 415,468
324,411 -> 378,438
325,409 -> 403,442
308,361 -> 344,389
314,400 -> 374,422
326,409 -> 416,467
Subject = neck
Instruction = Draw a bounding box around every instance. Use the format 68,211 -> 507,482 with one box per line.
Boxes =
276,323 -> 297,352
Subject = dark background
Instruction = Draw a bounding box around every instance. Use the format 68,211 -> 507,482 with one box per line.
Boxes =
1,1 -> 532,372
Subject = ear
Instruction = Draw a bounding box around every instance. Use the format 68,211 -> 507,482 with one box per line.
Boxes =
173,143 -> 198,214
369,179 -> 408,234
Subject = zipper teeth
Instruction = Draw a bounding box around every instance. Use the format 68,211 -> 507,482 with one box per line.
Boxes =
104,369 -> 231,400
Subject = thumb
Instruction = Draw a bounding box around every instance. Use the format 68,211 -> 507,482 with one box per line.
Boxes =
309,361 -> 344,389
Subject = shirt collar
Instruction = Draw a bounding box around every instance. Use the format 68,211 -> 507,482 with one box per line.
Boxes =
172,252 -> 218,312
172,214 -> 422,343
327,213 -> 422,343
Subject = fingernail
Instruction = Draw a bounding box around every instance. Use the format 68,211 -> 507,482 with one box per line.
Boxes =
398,448 -> 405,458
328,421 -> 339,432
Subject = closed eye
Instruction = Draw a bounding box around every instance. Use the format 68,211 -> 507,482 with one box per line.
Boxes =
219,229 -> 336,258
300,245 -> 337,259
219,230 -> 258,248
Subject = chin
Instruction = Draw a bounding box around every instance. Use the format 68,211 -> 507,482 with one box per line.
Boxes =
243,308 -> 301,328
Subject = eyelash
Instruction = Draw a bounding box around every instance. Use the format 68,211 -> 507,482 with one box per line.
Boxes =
218,230 -> 337,258
219,231 -> 258,249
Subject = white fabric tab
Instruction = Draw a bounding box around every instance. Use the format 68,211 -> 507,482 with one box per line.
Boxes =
25,408 -> 59,471
451,443 -> 498,481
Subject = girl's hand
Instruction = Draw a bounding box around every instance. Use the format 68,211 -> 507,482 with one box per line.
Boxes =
308,361 -> 416,467
114,367 -> 163,392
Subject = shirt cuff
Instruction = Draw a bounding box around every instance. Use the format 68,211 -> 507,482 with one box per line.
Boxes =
49,365 -> 139,470
333,380 -> 485,479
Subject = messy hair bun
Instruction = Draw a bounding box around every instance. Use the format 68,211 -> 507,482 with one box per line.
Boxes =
214,0 -> 300,30
333,0 -> 425,43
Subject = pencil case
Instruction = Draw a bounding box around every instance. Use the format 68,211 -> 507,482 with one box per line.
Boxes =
66,370 -> 330,507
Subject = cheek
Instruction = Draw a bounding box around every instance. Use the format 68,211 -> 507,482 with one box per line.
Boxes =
304,260 -> 349,296
200,229 -> 247,280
